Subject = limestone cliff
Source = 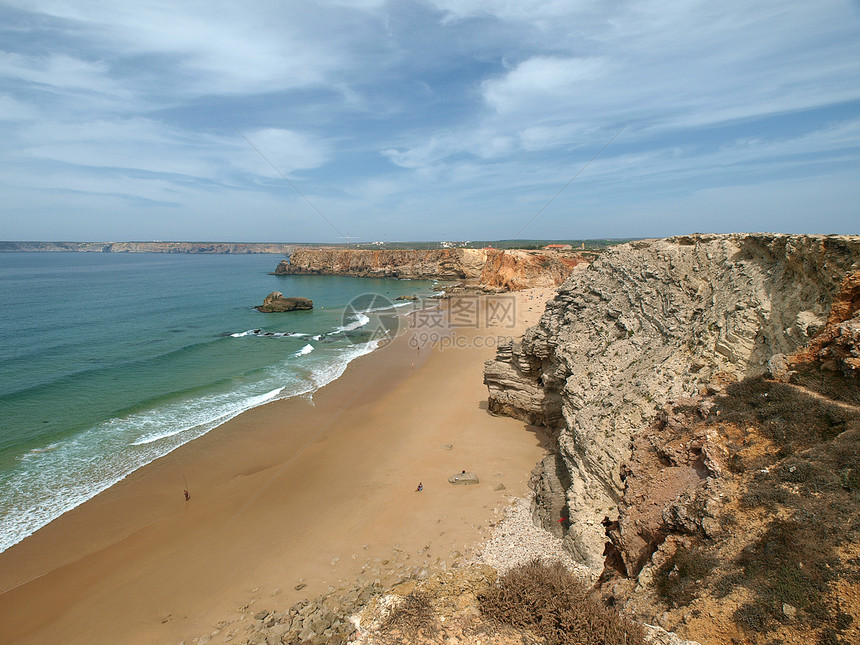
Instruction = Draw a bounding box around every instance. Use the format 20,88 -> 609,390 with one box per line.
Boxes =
483,234 -> 860,571
480,249 -> 587,290
275,247 -> 583,289
276,248 -> 484,279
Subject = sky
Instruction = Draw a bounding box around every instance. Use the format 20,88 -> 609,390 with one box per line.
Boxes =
1,1 -> 859,242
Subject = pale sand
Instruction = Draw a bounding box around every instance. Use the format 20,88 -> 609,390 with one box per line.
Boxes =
0,289 -> 555,645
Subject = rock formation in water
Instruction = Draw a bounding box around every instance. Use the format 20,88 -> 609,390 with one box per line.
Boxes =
255,292 -> 314,312
274,247 -> 587,290
483,234 -> 860,571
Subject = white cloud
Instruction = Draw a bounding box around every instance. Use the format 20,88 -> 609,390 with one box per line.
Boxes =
482,57 -> 609,114
3,1 -> 355,95
237,128 -> 332,176
0,51 -> 130,98
10,118 -> 331,185
0,0 -> 857,240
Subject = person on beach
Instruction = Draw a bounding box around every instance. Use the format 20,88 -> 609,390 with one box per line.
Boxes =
416,482 -> 423,492
184,489 -> 190,501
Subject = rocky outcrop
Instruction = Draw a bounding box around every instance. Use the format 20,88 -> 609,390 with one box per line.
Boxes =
255,292 -> 313,312
275,247 -> 585,290
483,234 -> 860,571
785,270 -> 860,378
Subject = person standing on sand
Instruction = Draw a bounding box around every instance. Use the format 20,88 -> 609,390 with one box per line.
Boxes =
416,482 -> 423,492
184,489 -> 190,501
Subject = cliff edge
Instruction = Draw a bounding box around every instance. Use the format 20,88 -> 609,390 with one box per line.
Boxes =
484,233 -> 860,568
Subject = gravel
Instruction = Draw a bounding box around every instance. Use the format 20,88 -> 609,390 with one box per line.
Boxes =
477,497 -> 592,580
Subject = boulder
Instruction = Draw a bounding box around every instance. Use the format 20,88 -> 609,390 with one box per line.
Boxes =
448,471 -> 479,485
255,292 -> 313,312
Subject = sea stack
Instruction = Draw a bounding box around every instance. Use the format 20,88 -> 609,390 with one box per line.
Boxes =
255,291 -> 313,312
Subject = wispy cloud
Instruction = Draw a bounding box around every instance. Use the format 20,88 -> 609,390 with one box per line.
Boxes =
0,0 -> 857,241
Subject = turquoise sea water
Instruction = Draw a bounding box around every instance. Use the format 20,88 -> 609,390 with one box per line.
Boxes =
0,252 -> 435,553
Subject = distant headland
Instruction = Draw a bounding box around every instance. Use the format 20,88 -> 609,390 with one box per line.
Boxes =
0,241 -> 298,254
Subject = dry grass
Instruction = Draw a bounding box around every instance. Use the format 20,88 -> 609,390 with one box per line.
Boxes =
479,560 -> 644,645
707,376 -> 860,643
382,591 -> 435,633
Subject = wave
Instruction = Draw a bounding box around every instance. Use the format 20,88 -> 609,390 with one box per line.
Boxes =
0,338 -> 384,554
229,329 -> 309,339
131,387 -> 285,446
293,343 -> 314,357
334,313 -> 370,334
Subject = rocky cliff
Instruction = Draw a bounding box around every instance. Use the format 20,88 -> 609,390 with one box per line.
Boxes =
480,249 -> 587,290
275,247 -> 585,289
483,234 -> 860,572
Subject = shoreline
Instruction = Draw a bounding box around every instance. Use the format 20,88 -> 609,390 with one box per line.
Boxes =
0,288 -> 555,645
0,281 -> 438,556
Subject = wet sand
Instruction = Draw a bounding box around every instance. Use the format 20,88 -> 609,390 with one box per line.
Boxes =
0,289 -> 554,645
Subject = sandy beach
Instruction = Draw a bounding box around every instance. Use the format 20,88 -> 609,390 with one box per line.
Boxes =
0,289 -> 554,645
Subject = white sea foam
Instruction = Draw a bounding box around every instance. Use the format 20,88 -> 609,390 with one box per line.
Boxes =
335,313 -> 370,333
0,339 -> 384,554
293,343 -> 314,357
131,387 -> 285,446
230,329 -> 309,338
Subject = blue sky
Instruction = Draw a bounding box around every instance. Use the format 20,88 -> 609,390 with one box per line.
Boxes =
1,1 -> 858,242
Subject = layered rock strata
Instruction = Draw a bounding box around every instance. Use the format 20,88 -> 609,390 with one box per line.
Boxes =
483,233 -> 860,571
275,248 -> 586,290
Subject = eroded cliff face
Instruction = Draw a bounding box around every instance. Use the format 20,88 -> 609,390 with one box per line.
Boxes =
276,248 -> 486,279
480,249 -> 587,290
483,234 -> 860,571
274,247 -> 583,289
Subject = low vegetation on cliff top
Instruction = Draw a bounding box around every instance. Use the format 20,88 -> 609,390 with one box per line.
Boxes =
651,376 -> 860,644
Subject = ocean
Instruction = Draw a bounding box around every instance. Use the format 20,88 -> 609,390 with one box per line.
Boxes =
0,252 -> 436,553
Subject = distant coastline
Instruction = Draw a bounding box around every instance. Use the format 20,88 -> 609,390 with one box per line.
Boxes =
0,241 -> 297,254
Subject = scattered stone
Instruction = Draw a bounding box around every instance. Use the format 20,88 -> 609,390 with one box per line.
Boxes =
493,483 -> 506,491
480,497 -> 589,577
643,624 -> 703,645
